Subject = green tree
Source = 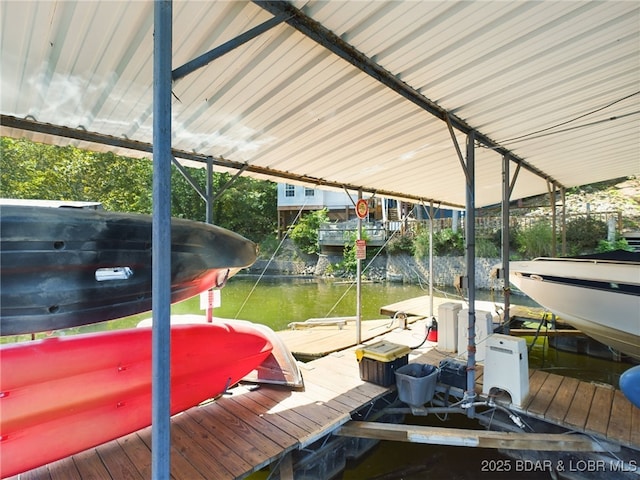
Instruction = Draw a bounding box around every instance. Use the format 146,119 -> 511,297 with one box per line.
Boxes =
516,221 -> 554,258
565,216 -> 607,255
0,137 -> 278,243
0,137 -> 153,211
289,209 -> 328,254
432,228 -> 464,256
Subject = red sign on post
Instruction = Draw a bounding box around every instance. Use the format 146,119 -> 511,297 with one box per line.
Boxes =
355,239 -> 366,260
356,198 -> 369,219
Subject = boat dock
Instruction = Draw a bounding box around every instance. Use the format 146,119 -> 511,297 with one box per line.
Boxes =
410,348 -> 640,450
10,312 -> 639,480
278,316 -> 422,360
11,335 -> 396,480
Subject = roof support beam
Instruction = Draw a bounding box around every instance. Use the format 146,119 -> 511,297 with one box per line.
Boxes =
172,13 -> 289,81
254,0 -> 563,189
1,115 -> 459,208
172,156 -> 207,201
211,164 -> 250,204
446,114 -> 470,186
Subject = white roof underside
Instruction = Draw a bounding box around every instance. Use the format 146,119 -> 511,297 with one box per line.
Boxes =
1,0 -> 638,208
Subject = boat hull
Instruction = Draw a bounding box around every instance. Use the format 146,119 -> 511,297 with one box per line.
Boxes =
509,256 -> 640,361
620,365 -> 640,409
0,205 -> 257,335
137,314 -> 304,389
0,322 -> 273,478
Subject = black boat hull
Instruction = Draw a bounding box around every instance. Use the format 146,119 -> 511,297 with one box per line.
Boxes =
0,205 -> 257,335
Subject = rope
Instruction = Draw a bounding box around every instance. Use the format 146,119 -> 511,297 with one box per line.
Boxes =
234,199 -> 308,319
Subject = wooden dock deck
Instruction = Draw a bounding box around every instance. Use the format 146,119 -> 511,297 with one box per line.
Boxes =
379,293 -> 549,323
414,348 -> 640,451
277,316 -> 421,359
10,340 -> 394,480
10,316 -> 639,480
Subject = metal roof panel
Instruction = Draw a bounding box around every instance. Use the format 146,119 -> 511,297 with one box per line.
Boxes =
1,0 -> 638,208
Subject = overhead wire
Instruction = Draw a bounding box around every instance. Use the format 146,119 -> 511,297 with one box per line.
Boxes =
323,205 -> 418,318
233,198 -> 309,319
498,91 -> 640,145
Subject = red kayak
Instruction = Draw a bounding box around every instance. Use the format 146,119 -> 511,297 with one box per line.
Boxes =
0,322 -> 272,478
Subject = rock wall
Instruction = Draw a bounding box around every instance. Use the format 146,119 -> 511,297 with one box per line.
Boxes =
249,250 -> 504,291
385,253 -> 503,290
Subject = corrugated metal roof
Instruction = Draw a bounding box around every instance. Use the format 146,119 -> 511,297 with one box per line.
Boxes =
1,0 -> 638,208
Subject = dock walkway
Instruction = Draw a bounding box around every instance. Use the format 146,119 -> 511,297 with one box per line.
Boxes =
415,348 -> 640,451
11,317 -> 639,479
277,316 -> 421,360
12,341 -> 393,480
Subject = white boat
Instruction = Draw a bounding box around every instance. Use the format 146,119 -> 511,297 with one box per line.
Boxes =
508,251 -> 640,362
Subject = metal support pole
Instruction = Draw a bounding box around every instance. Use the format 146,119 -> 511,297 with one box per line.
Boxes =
206,156 -> 213,224
151,1 -> 172,479
548,181 -> 557,257
501,154 -> 510,334
356,189 -> 363,344
428,201 -> 434,318
465,131 -> 476,419
561,187 -> 567,255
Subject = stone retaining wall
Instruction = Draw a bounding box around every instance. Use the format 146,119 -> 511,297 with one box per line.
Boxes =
249,253 -> 504,290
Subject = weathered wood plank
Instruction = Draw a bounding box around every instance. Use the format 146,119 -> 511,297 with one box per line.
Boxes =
227,388 -> 311,440
585,386 -> 614,436
522,370 -> 550,410
278,318 -> 414,358
256,385 -> 351,442
117,432 -> 152,480
133,424 -> 210,480
528,372 -> 564,417
336,421 -> 618,452
217,394 -> 298,450
564,381 -> 596,429
607,390 -> 633,446
305,356 -> 384,402
12,465 -> 53,480
96,441 -> 144,480
186,402 -> 284,472
299,376 -> 363,412
545,376 -> 579,424
72,448 -> 112,480
48,455 -> 82,480
254,387 -> 330,433
173,413 -> 251,478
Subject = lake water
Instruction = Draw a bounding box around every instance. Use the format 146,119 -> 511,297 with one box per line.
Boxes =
6,275 -> 630,479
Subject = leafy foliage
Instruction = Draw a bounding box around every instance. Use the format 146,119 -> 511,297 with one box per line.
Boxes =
432,228 -> 464,256
516,221 -> 554,258
564,216 -> 607,255
338,230 -> 380,275
412,228 -> 430,259
0,137 -> 277,242
0,137 -> 153,212
288,209 -> 329,254
596,238 -> 632,253
475,237 -> 500,258
385,233 -> 415,256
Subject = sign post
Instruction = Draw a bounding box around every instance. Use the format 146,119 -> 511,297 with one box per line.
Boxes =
355,239 -> 366,260
355,194 -> 367,344
200,288 -> 221,322
356,198 -> 369,220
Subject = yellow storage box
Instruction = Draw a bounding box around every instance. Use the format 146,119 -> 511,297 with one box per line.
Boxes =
355,341 -> 410,387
